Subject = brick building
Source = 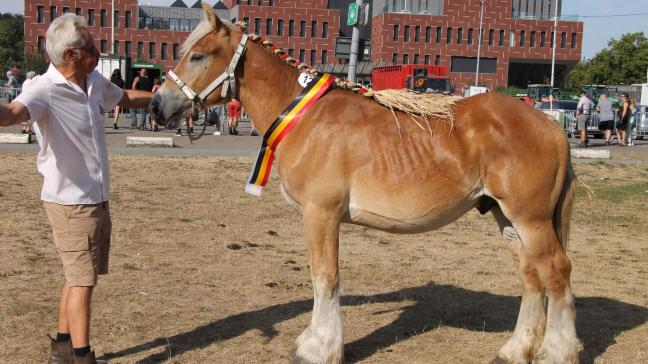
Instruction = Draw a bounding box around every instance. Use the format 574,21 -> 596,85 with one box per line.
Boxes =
371,0 -> 583,91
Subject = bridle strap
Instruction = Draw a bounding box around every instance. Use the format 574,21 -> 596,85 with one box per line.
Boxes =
167,33 -> 249,105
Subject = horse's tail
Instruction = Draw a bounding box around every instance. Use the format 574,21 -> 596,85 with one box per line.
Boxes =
553,161 -> 576,251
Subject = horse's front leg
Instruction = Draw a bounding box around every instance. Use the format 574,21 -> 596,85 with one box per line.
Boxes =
293,204 -> 343,364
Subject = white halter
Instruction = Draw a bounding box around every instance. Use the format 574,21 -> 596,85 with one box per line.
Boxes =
167,33 -> 249,105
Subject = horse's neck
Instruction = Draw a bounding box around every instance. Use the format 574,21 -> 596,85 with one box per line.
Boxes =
237,42 -> 304,135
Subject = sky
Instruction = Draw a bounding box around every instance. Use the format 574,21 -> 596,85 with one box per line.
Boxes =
1,0 -> 646,60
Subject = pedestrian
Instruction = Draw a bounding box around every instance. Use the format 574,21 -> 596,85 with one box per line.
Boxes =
130,68 -> 153,130
176,109 -> 195,136
616,92 -> 631,146
627,97 -> 637,146
20,71 -> 37,135
7,68 -> 21,103
576,90 -> 593,148
597,93 -> 614,145
110,69 -> 124,129
150,78 -> 162,132
211,105 -> 222,135
0,14 -> 152,363
227,98 -> 241,135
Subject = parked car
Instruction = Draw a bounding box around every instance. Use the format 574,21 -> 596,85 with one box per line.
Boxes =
534,100 -> 578,110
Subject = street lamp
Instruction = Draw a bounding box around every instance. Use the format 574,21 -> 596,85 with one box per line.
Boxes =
549,0 -> 559,112
475,0 -> 486,87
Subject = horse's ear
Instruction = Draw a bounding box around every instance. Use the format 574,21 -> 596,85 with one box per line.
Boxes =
201,2 -> 223,31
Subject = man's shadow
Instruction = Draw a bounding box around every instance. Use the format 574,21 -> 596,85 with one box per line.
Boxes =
101,282 -> 647,363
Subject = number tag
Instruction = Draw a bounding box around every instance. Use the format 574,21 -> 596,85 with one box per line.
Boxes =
298,73 -> 314,88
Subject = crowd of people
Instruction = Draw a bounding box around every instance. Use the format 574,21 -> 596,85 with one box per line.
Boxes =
575,90 -> 639,148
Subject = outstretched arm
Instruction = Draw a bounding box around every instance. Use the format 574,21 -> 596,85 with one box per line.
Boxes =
118,89 -> 153,109
0,101 -> 30,127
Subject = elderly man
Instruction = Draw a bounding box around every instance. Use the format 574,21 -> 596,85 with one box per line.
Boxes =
0,15 -> 152,364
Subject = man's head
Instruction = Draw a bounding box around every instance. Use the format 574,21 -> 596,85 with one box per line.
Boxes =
600,93 -> 608,100
139,69 -> 148,77
580,90 -> 587,97
46,14 -> 98,73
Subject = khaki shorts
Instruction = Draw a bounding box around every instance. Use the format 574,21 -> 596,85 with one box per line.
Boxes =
577,114 -> 590,130
43,201 -> 112,287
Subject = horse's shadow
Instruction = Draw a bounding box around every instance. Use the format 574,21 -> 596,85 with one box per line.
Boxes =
101,282 -> 647,363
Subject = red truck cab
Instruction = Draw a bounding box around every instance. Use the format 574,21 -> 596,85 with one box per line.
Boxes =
372,64 -> 452,93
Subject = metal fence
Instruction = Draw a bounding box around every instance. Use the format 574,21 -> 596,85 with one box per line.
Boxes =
0,87 -> 22,103
542,109 -> 648,140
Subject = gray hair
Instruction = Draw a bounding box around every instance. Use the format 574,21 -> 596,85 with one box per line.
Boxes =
26,71 -> 37,79
45,14 -> 88,66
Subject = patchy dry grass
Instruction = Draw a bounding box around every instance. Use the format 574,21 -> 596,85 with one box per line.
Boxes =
0,154 -> 646,363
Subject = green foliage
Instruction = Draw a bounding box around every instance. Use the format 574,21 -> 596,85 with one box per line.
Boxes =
0,13 -> 25,75
566,32 -> 648,90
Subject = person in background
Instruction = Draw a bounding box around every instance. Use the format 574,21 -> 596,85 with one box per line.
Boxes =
7,68 -> 21,103
130,68 -> 153,130
109,69 -> 124,130
576,90 -> 594,148
227,98 -> 241,135
627,97 -> 637,147
176,110 -> 195,137
150,78 -> 162,132
597,93 -> 615,145
616,92 -> 631,146
211,105 -> 222,136
20,71 -> 37,135
0,14 -> 152,363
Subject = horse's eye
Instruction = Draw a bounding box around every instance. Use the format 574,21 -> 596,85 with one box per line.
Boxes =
190,54 -> 204,62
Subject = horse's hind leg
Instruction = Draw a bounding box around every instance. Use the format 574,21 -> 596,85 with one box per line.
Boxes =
491,206 -> 546,364
293,205 -> 343,364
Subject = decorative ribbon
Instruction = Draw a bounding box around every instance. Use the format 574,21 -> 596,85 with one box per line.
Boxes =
245,73 -> 335,196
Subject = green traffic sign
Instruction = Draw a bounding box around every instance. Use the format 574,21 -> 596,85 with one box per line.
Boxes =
347,3 -> 358,26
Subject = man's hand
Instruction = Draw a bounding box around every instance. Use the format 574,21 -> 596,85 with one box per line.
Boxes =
0,102 -> 30,127
118,90 -> 153,109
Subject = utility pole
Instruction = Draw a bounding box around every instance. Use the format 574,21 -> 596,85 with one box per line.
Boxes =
111,0 -> 115,54
475,0 -> 485,87
347,0 -> 363,83
550,0 -> 559,112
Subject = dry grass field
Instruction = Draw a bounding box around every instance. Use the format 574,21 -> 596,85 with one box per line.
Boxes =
0,153 -> 646,363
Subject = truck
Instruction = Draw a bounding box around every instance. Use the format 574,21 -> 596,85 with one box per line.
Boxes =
371,64 -> 452,93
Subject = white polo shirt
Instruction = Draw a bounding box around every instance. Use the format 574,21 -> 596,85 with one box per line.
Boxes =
15,64 -> 124,205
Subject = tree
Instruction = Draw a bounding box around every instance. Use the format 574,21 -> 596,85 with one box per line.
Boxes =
0,13 -> 25,76
566,32 -> 648,90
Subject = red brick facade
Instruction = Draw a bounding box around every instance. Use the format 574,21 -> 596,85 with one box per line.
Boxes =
371,0 -> 583,91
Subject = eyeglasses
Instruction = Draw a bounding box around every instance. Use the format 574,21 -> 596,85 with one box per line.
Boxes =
72,45 -> 99,58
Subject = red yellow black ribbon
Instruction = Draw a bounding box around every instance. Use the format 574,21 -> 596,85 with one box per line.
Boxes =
245,73 -> 335,196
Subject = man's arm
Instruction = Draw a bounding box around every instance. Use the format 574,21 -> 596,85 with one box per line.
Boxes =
131,76 -> 140,90
118,89 -> 153,109
0,101 -> 30,127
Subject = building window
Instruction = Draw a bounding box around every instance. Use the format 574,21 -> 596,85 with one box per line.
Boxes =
299,49 -> 305,62
520,31 -> 526,47
277,19 -> 283,35
322,22 -> 328,38
571,32 -> 577,49
488,29 -> 494,45
451,56 -> 497,73
161,43 -> 167,60
62,7 -> 69,14
509,30 -> 515,47
320,50 -> 327,63
254,18 -> 260,34
311,21 -> 317,37
403,54 -> 409,64
415,26 -> 420,42
137,41 -> 143,58
435,55 -> 440,65
37,6 -> 44,23
288,48 -> 294,57
413,54 -> 419,64
424,55 -> 430,64
113,40 -> 119,54
247,0 -> 252,4
551,31 -> 554,48
50,6 -> 56,21
457,28 -> 463,44
100,39 -> 107,53
100,9 -> 107,27
88,9 -> 95,26
499,29 -> 505,46
266,18 -> 272,35
446,27 -> 452,44
37,36 -> 45,52
149,42 -> 155,59
560,32 -> 566,48
425,26 -> 431,42
310,49 -> 316,64
125,11 -> 131,28
435,27 -> 441,43
468,28 -> 473,45
530,31 -> 536,47
300,21 -> 306,37
392,53 -> 398,64
125,41 -> 131,56
75,7 -> 82,16
404,25 -> 410,42
393,25 -> 399,41
258,0 -> 262,5
269,0 -> 274,5
540,30 -> 546,47
172,43 -> 179,60
114,10 -> 119,28
289,20 -> 295,36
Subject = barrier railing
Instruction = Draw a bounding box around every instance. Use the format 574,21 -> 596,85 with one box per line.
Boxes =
0,87 -> 22,103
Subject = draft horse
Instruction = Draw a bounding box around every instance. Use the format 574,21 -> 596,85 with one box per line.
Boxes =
150,5 -> 581,363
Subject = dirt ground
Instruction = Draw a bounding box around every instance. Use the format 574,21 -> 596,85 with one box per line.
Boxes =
0,154 -> 646,363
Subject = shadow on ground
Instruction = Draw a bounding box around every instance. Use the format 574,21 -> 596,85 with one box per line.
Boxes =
101,282 -> 648,363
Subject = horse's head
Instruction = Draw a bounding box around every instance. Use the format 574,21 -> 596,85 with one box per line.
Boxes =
150,3 -> 241,129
